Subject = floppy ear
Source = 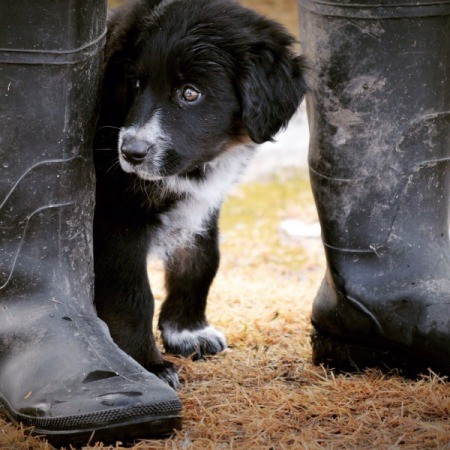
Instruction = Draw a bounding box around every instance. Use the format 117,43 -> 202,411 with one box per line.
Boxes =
104,0 -> 166,62
99,2 -> 146,125
240,34 -> 308,144
103,4 -> 137,65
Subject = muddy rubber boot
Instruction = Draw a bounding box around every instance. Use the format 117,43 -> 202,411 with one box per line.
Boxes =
298,0 -> 450,376
0,1 -> 181,446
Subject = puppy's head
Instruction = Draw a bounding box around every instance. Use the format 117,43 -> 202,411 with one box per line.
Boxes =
102,0 -> 307,180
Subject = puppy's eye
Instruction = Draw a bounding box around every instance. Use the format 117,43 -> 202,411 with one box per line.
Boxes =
182,86 -> 201,103
130,78 -> 141,91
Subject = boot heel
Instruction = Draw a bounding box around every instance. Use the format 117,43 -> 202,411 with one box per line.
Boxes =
311,327 -> 432,378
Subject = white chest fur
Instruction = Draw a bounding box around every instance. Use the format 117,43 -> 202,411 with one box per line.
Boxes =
149,145 -> 254,261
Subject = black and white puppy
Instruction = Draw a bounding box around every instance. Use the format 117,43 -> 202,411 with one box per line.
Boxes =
93,0 -> 307,387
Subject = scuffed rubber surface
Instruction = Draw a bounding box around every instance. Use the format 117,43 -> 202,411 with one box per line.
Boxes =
0,1 -> 182,446
298,0 -> 450,376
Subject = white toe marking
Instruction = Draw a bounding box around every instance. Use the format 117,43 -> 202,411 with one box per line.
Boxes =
162,325 -> 227,355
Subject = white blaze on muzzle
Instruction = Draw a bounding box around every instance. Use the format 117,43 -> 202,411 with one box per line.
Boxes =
118,112 -> 170,179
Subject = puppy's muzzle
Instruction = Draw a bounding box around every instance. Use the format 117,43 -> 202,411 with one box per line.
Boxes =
121,137 -> 152,164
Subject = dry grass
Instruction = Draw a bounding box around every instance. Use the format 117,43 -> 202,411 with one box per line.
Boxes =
2,171 -> 450,449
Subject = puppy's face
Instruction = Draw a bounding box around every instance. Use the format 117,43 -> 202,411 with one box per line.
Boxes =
102,0 -> 307,181
118,41 -> 245,180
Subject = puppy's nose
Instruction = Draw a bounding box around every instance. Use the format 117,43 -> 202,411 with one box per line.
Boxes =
121,138 -> 151,164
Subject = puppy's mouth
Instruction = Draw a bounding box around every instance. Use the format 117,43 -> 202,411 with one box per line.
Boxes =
120,158 -> 164,181
119,149 -> 161,180
119,143 -> 202,181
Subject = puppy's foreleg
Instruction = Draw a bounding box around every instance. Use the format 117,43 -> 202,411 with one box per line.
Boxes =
94,219 -> 179,388
158,216 -> 226,358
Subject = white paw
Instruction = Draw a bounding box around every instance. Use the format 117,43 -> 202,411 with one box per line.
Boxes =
161,325 -> 227,358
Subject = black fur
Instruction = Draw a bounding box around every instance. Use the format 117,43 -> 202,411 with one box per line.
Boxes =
93,0 -> 307,387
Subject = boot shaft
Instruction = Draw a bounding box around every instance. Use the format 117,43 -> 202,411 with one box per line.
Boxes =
298,0 -> 450,252
0,0 -> 105,52
0,1 -> 106,310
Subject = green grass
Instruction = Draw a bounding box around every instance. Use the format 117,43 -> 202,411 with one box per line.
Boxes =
220,170 -> 317,274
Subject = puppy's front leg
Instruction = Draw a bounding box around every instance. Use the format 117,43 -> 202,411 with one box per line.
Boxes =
158,215 -> 227,358
94,219 -> 179,388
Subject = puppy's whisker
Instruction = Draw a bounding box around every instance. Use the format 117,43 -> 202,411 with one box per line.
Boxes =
105,159 -> 121,175
97,125 -> 121,131
140,179 -> 153,208
131,177 -> 139,194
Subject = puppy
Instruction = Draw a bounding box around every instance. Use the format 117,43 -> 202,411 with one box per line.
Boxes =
93,0 -> 307,387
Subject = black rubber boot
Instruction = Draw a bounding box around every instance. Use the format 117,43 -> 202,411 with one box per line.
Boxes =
298,0 -> 450,376
0,1 -> 181,446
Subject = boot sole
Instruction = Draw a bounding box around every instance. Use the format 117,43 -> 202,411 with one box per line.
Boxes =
311,326 -> 449,378
0,395 -> 182,447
